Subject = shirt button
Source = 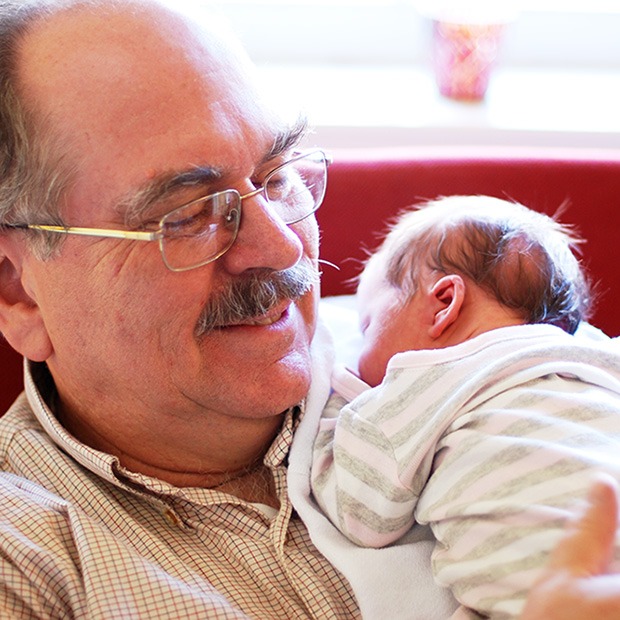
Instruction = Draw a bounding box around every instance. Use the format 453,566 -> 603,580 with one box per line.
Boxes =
163,507 -> 183,528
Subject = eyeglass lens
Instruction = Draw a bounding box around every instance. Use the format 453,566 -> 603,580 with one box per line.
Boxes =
159,151 -> 327,270
264,151 -> 327,225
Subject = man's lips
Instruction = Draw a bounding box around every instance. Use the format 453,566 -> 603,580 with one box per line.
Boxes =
219,302 -> 290,329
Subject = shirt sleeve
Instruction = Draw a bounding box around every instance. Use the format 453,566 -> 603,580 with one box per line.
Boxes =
414,371 -> 620,619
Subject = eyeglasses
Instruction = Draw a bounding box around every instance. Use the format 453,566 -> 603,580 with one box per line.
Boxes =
7,149 -> 331,272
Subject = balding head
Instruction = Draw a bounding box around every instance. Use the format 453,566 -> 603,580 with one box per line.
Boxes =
1,0 -> 278,238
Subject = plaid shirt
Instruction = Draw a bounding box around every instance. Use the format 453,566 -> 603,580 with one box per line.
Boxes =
0,361 -> 360,619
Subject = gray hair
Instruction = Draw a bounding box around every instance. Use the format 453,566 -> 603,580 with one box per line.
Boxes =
372,195 -> 592,334
0,0 -> 79,257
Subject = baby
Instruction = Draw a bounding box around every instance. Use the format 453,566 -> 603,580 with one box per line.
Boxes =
311,195 -> 620,619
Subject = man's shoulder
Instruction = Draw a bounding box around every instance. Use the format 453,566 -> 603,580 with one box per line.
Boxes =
0,471 -> 82,619
1,392 -> 39,426
0,394 -> 48,464
0,472 -> 76,570
0,471 -> 69,517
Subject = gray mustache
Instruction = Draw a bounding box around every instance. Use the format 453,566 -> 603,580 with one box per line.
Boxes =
195,261 -> 319,336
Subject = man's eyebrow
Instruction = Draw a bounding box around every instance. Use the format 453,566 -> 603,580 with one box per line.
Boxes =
119,115 -> 309,225
264,115 -> 309,161
119,166 -> 222,226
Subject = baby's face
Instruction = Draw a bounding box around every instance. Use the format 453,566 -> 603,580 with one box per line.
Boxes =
356,256 -> 428,387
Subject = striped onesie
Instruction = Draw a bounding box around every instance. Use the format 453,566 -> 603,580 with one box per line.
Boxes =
311,324 -> 620,619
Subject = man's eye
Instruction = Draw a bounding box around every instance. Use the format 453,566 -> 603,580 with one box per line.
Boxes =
166,213 -> 199,232
163,198 -> 213,233
266,172 -> 288,194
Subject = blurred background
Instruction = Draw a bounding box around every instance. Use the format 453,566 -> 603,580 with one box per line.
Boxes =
206,0 -> 620,150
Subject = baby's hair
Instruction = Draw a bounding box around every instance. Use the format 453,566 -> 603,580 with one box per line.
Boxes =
370,195 -> 592,334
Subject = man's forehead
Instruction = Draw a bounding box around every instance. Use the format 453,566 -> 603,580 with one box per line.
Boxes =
16,0 -> 254,105
16,0 -> 294,209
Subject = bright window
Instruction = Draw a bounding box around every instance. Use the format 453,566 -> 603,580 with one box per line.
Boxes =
209,1 -> 620,69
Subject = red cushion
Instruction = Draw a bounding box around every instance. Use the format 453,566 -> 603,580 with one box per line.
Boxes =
0,341 -> 22,413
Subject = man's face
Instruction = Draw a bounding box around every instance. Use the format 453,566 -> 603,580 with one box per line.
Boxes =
15,3 -> 320,433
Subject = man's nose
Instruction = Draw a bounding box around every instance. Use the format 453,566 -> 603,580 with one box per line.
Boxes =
219,187 -> 305,275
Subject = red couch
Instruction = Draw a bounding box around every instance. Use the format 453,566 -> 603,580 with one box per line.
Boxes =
1,146 -> 619,413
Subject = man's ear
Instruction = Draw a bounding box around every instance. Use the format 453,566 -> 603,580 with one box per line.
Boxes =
0,244 -> 53,361
427,274 -> 465,340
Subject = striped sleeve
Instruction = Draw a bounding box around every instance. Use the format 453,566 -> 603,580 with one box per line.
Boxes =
416,364 -> 620,617
311,360 -> 469,548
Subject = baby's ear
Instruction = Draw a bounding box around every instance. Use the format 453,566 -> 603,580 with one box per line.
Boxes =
427,274 -> 465,339
0,242 -> 53,361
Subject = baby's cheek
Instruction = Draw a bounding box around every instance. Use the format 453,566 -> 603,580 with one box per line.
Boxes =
357,342 -> 386,388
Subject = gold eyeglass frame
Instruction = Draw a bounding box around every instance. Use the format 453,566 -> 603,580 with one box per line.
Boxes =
6,149 -> 330,272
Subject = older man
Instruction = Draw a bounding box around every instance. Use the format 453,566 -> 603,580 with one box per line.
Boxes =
0,1 -> 618,618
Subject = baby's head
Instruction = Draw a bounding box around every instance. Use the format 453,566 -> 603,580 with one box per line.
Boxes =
356,195 -> 592,386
